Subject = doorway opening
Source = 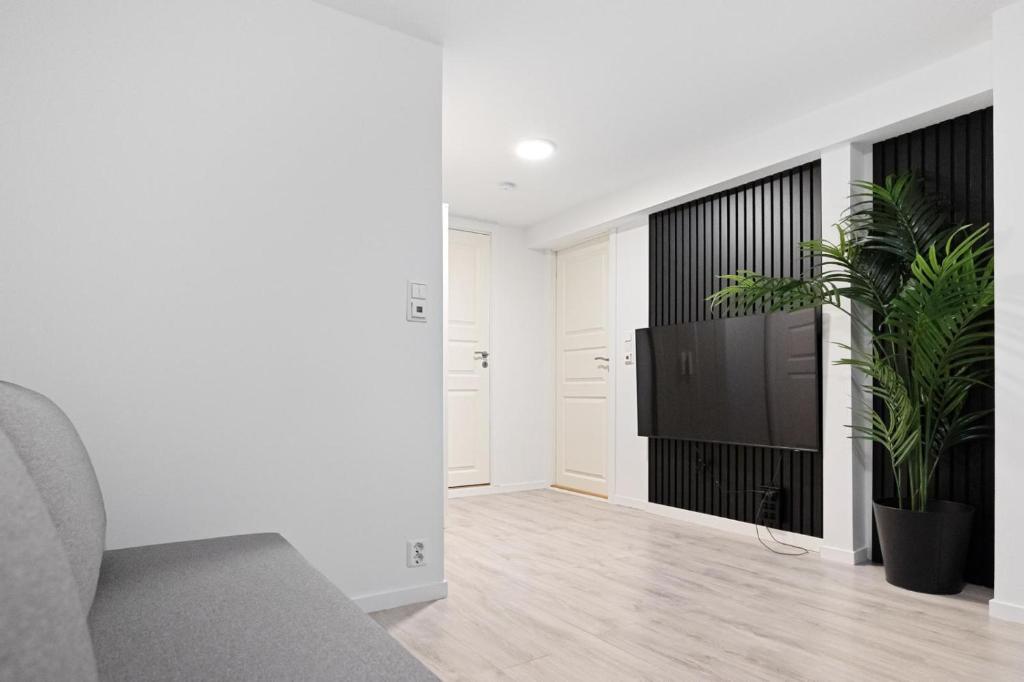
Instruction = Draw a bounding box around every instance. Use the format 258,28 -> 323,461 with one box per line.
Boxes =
446,229 -> 492,488
553,236 -> 611,499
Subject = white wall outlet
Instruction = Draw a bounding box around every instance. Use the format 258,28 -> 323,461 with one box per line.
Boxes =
407,539 -> 426,567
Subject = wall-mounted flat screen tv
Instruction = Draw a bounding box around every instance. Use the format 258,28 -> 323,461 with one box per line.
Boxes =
636,310 -> 820,451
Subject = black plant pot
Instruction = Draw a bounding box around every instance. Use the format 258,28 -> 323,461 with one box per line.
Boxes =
873,499 -> 974,594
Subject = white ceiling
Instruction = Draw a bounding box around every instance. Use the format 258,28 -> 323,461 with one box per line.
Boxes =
319,0 -> 1007,228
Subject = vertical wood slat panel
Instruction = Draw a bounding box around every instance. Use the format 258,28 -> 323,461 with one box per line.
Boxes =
870,107 -> 994,587
648,161 -> 823,537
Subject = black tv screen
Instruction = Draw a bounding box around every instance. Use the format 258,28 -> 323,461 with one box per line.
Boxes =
636,310 -> 820,451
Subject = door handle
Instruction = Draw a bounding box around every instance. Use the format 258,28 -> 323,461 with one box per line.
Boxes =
594,356 -> 610,362
474,351 -> 490,359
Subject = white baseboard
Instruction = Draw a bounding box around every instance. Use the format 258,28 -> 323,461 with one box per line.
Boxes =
608,496 -> 822,552
608,494 -> 647,511
989,598 -> 1024,624
352,580 -> 448,613
819,544 -> 872,565
448,480 -> 549,498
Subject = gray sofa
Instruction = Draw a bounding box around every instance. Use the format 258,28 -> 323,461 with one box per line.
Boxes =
0,381 -> 436,681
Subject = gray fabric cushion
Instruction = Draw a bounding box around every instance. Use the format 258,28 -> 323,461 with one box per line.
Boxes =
0,381 -> 106,611
0,430 -> 99,682
88,533 -> 437,682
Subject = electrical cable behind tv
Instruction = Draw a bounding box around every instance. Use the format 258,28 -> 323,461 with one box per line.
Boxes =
753,453 -> 808,556
706,448 -> 808,556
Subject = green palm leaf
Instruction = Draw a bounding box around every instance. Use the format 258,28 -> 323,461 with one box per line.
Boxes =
709,173 -> 994,511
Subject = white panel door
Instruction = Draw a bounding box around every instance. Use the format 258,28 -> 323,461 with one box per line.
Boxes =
556,237 -> 609,497
447,230 -> 491,487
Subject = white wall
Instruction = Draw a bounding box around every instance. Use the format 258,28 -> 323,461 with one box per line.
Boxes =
611,225 -> 649,506
450,218 -> 554,490
0,0 -> 443,610
819,143 -> 874,565
991,0 -> 1024,625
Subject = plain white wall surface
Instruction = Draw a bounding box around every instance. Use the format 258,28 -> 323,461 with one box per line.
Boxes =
611,224 -> 649,505
449,218 -> 554,490
991,0 -> 1024,624
818,143 -> 874,565
0,0 -> 443,608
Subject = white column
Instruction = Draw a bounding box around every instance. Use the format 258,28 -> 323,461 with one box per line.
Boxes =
991,0 -> 1024,624
819,142 -> 874,564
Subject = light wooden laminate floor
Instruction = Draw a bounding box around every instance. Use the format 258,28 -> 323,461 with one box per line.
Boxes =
372,489 -> 1024,681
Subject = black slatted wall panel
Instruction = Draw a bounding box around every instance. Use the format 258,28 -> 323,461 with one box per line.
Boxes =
648,161 -> 823,537
871,107 -> 994,586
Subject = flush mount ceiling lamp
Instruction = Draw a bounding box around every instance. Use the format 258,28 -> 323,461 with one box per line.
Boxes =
498,181 -> 518,191
515,138 -> 556,161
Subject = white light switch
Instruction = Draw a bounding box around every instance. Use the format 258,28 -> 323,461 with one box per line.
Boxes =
407,281 -> 428,322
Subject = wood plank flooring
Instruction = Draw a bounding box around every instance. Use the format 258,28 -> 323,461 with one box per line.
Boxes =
372,490 -> 1024,681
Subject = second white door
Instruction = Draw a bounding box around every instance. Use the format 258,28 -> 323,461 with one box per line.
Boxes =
447,229 -> 491,487
555,237 -> 610,497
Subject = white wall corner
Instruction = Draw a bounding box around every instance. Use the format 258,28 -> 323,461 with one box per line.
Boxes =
819,142 -> 874,563
989,599 -> 1024,625
819,544 -> 872,566
991,0 -> 1024,622
353,580 -> 448,614
611,222 -> 650,504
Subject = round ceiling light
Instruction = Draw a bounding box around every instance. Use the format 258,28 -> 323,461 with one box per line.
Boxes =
515,138 -> 556,161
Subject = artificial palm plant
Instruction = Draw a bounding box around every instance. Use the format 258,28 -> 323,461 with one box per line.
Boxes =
709,174 -> 994,513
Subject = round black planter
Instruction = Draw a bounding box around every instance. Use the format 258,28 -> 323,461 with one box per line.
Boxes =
873,499 -> 974,595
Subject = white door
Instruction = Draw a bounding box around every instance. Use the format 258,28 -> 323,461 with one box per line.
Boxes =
447,230 -> 491,487
555,237 -> 610,497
